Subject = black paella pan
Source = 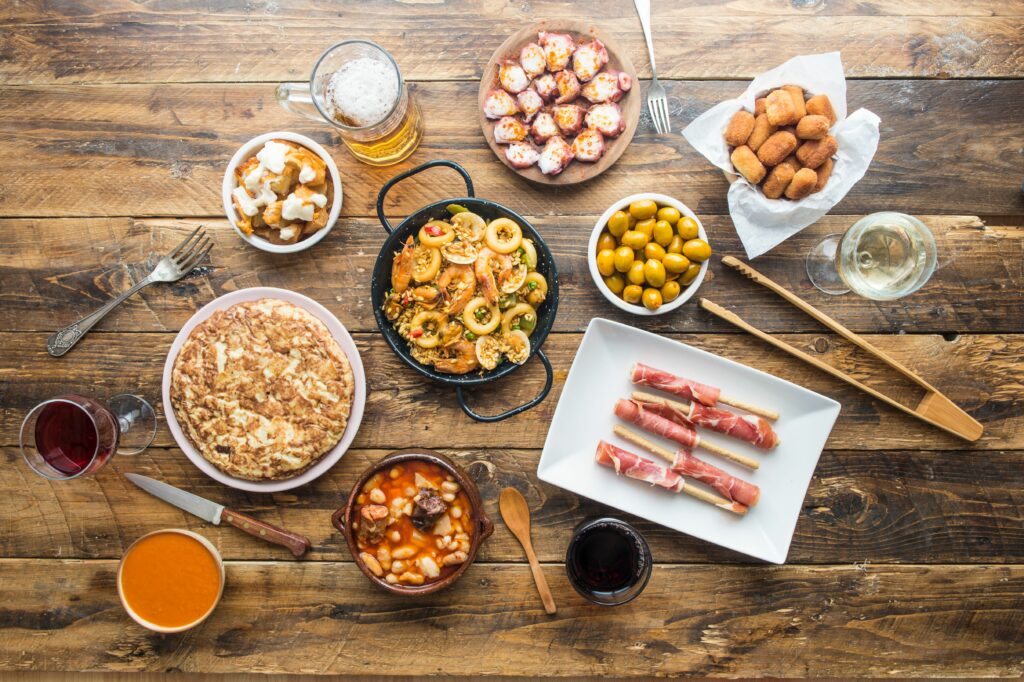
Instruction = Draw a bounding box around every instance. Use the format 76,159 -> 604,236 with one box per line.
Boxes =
371,160 -> 559,423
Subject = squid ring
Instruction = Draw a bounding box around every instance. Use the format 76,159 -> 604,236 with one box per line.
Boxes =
484,218 -> 523,254
462,297 -> 502,336
410,311 -> 448,349
412,246 -> 442,283
501,302 -> 537,337
419,220 -> 456,248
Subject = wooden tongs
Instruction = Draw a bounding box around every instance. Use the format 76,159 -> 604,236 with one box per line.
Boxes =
701,255 -> 983,442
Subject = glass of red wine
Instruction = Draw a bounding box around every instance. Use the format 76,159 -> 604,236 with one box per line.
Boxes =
565,517 -> 652,606
20,394 -> 157,480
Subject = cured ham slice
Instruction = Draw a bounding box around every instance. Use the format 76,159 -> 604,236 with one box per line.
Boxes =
595,441 -> 685,493
614,398 -> 698,449
689,403 -> 779,450
631,363 -> 721,406
670,450 -> 760,507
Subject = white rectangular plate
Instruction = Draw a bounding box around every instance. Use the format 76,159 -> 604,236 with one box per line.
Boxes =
537,318 -> 840,563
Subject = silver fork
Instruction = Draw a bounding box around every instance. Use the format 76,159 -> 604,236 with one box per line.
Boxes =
47,225 -> 213,357
633,0 -> 670,134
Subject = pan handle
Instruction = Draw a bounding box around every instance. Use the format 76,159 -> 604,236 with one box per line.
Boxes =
376,160 -> 476,234
455,349 -> 553,423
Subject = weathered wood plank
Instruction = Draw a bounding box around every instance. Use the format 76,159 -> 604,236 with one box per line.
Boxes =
3,10 -> 1022,84
0,559 -> 1021,676
2,446 -> 1021,564
1,80 -> 1022,218
1,332 -> 1021,450
2,216 -> 1020,335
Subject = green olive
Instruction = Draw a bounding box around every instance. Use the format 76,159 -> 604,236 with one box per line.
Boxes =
644,259 -> 667,288
627,260 -> 647,286
596,248 -> 616,277
620,230 -> 649,250
634,218 -> 655,238
613,245 -> 635,273
643,242 -> 666,261
628,200 -> 658,220
642,288 -> 663,310
657,206 -> 681,224
653,220 -> 674,246
661,280 -> 681,303
683,238 -> 712,262
667,235 -> 685,254
597,231 -> 617,252
607,210 -> 630,237
677,216 -> 700,241
622,284 -> 643,304
604,273 -> 626,294
663,252 -> 691,274
680,263 -> 702,285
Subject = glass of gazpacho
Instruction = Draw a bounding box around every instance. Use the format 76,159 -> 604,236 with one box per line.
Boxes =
117,529 -> 225,633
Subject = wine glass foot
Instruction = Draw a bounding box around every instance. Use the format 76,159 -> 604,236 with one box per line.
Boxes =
805,233 -> 850,295
109,394 -> 157,455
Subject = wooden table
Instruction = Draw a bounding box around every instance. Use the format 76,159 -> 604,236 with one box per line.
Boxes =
1,1 -> 1023,677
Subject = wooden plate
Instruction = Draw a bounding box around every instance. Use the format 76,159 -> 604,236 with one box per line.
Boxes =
478,20 -> 640,186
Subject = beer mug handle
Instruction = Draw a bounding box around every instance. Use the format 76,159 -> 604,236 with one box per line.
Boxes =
275,82 -> 325,123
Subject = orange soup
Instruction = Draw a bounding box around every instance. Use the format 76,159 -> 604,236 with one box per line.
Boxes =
120,531 -> 222,629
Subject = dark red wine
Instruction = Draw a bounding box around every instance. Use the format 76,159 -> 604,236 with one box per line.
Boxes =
33,399 -> 115,476
565,518 -> 652,605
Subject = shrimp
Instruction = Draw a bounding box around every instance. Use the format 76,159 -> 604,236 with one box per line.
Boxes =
474,248 -> 511,305
391,236 -> 416,293
437,264 -> 476,315
439,319 -> 465,348
409,284 -> 442,309
433,339 -> 479,375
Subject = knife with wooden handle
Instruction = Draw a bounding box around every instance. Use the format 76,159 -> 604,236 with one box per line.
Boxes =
125,473 -> 311,557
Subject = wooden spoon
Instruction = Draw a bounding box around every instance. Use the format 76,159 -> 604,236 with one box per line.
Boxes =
499,487 -> 557,615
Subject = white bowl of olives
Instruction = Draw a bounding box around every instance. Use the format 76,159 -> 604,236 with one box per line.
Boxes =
588,193 -> 711,315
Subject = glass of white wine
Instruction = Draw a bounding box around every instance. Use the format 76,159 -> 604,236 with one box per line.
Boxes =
805,212 -> 937,299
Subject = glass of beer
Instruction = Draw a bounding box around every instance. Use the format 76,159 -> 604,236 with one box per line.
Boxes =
276,40 -> 423,166
805,212 -> 938,299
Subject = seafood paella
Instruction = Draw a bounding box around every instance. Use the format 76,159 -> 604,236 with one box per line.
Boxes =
383,206 -> 549,375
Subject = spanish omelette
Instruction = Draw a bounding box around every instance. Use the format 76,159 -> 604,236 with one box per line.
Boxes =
170,298 -> 354,480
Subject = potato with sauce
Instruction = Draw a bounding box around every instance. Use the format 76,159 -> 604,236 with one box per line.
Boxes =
595,199 -> 710,311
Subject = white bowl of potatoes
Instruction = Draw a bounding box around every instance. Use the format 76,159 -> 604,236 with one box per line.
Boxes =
223,131 -> 343,254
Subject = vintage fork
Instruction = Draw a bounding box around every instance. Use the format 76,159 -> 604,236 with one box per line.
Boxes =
633,0 -> 670,134
47,225 -> 213,357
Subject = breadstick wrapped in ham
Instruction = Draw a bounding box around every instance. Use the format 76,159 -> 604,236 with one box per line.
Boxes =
595,441 -> 684,493
670,450 -> 760,507
615,398 -> 698,449
596,441 -> 748,514
632,392 -> 779,451
631,363 -> 720,406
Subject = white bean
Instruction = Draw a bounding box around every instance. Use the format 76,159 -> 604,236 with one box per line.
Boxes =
359,552 -> 383,577
403,502 -> 413,516
459,540 -> 470,553
398,571 -> 425,585
392,546 -> 416,560
451,506 -> 463,519
404,486 -> 416,497
385,573 -> 398,584
441,480 -> 461,493
441,492 -> 456,503
391,560 -> 407,574
419,556 -> 440,579
377,546 -> 391,563
368,487 -> 386,504
389,466 -> 403,479
389,530 -> 401,543
442,551 -> 468,566
363,474 -> 383,493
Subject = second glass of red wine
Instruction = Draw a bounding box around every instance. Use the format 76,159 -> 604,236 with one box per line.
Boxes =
565,517 -> 652,606
19,394 -> 157,480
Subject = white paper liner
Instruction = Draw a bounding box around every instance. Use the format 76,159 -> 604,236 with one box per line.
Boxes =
682,52 -> 880,259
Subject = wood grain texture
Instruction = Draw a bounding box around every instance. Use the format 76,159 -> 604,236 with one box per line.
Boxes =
2,216 -> 1020,335
2,446 -> 1022,564
2,4 -> 1023,83
2,80 -> 1023,218
0,559 -> 1021,676
1,332 -> 1021,451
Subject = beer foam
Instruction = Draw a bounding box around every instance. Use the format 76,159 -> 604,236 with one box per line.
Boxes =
326,57 -> 399,128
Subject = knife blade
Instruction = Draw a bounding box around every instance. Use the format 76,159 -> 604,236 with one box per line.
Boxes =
125,473 -> 311,557
125,473 -> 224,524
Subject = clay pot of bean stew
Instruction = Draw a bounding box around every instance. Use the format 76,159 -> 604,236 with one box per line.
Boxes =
332,450 -> 493,595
